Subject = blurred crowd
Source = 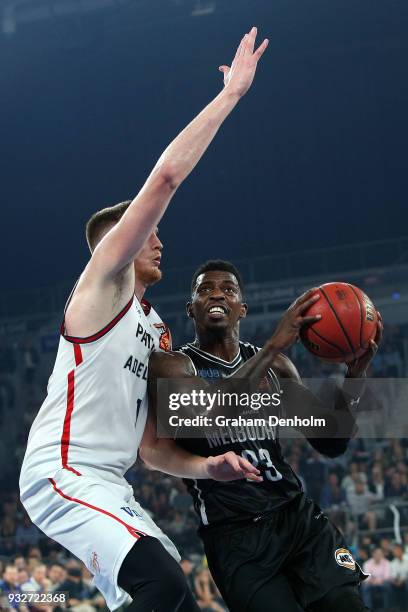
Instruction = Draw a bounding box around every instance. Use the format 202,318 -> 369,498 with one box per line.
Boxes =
0,322 -> 407,611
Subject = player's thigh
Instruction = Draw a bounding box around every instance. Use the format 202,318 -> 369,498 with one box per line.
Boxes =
287,497 -> 364,607
307,584 -> 369,612
247,573 -> 303,612
23,469 -> 179,609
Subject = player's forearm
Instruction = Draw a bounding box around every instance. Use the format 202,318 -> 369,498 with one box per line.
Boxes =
140,438 -> 209,479
155,89 -> 240,188
96,89 -> 240,277
280,379 -> 356,447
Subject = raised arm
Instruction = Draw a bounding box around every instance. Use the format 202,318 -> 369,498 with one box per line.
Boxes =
66,27 -> 268,337
93,27 -> 268,279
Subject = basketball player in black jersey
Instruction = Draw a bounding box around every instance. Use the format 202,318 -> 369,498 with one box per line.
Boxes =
146,260 -> 382,612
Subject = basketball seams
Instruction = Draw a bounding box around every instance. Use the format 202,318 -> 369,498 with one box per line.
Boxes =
319,287 -> 356,359
307,326 -> 347,361
348,284 -> 364,351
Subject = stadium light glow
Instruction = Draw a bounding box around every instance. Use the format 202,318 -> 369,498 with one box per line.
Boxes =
191,0 -> 215,17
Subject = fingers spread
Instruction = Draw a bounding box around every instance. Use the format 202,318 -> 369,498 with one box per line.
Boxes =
233,35 -> 245,63
247,26 -> 257,53
300,314 -> 322,326
298,288 -> 319,303
238,34 -> 247,59
298,294 -> 320,313
254,38 -> 269,60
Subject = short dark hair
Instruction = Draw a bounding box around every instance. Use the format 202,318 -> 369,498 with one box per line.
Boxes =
85,200 -> 131,252
191,260 -> 244,294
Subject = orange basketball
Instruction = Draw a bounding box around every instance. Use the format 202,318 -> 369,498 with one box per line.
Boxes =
300,282 -> 379,363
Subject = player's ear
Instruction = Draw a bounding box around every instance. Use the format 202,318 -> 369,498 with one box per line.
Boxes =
239,303 -> 248,319
186,302 -> 194,319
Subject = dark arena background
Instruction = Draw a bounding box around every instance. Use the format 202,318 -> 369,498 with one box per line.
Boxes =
1,0 -> 408,610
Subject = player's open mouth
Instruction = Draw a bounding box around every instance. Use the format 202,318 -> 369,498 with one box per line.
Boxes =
208,306 -> 228,318
153,258 -> 161,267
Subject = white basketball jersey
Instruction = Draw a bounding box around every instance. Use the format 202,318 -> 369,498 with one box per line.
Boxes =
20,296 -> 171,491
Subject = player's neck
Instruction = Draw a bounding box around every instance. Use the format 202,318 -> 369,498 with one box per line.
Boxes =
195,329 -> 240,362
134,278 -> 146,302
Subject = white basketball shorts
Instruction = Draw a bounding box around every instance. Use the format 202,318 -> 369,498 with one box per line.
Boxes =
20,468 -> 180,610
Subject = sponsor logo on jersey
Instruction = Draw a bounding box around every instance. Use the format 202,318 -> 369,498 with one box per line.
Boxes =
121,506 -> 144,519
198,368 -> 221,378
154,323 -> 172,352
335,548 -> 355,570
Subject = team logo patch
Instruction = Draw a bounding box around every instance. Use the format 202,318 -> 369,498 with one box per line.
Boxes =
154,323 -> 172,351
335,548 -> 355,570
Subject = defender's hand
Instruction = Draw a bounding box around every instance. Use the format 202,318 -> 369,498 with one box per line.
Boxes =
269,288 -> 322,352
205,451 -> 262,482
219,26 -> 269,98
346,311 -> 383,377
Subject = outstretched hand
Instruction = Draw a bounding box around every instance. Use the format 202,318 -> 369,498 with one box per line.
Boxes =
205,451 -> 262,482
219,26 -> 269,98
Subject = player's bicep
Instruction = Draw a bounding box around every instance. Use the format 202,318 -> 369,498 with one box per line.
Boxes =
147,351 -> 196,414
143,352 -> 196,451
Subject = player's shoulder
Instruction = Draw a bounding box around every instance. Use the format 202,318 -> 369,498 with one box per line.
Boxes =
272,353 -> 301,381
173,344 -> 199,375
149,348 -> 195,377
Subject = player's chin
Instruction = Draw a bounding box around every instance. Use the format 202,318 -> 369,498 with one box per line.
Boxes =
205,315 -> 230,329
145,266 -> 162,286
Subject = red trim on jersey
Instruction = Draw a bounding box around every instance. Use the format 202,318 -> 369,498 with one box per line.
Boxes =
141,298 -> 151,316
62,296 -> 134,344
74,344 -> 83,366
49,478 -> 147,539
61,368 -> 82,476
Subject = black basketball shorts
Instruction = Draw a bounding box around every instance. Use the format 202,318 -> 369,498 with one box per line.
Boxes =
201,493 -> 367,612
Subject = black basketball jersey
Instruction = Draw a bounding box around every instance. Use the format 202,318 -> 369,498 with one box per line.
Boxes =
176,341 -> 303,529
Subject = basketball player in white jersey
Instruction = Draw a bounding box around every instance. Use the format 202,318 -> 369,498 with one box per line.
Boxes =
19,28 -> 269,612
